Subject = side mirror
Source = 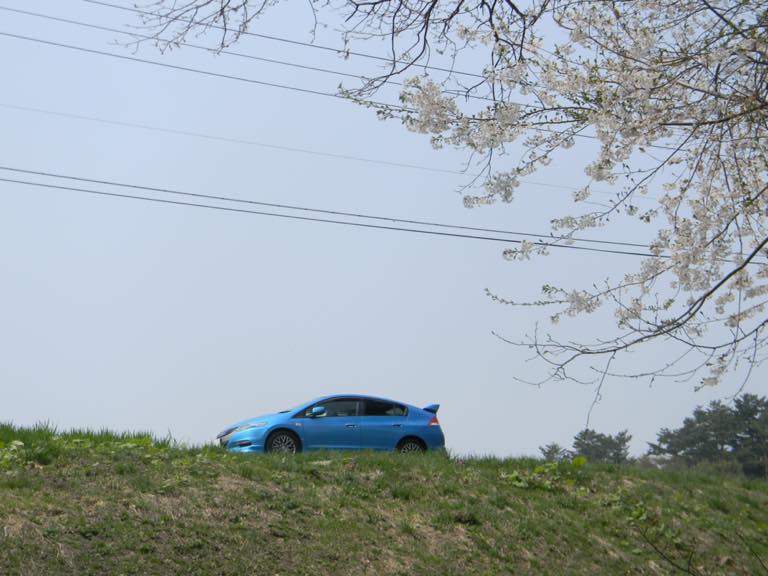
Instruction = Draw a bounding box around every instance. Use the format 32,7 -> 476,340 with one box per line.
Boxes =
311,406 -> 326,418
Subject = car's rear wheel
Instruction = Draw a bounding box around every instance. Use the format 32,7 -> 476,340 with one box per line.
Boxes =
266,430 -> 301,454
397,437 -> 426,454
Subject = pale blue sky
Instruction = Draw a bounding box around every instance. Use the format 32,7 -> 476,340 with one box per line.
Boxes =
0,0 -> 760,456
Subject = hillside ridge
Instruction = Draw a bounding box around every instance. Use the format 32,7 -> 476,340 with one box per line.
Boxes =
1,424 -> 767,575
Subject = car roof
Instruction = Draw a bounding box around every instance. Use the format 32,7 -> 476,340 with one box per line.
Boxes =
310,394 -> 414,408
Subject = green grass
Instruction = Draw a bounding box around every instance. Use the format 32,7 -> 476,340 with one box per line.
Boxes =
1,423 -> 767,575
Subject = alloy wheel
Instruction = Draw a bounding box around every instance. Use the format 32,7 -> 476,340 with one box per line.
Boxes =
399,441 -> 424,454
270,434 -> 297,453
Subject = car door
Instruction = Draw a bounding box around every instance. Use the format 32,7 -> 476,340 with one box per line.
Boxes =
297,398 -> 362,450
359,399 -> 409,450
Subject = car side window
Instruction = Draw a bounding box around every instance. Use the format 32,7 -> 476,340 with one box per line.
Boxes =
364,400 -> 407,417
301,399 -> 360,418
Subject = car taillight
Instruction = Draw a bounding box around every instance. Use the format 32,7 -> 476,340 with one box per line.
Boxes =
428,415 -> 440,427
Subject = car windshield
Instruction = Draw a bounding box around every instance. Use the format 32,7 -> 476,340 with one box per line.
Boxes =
299,399 -> 360,417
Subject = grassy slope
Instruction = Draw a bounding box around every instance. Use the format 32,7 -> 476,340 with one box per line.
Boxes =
1,424 -> 767,576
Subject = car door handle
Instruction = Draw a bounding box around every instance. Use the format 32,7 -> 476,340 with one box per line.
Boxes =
346,424 -> 358,428
392,424 -> 402,428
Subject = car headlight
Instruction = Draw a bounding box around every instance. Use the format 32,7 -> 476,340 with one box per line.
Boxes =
234,422 -> 268,432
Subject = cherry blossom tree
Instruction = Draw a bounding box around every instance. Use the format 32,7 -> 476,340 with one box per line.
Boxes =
138,1 -> 768,388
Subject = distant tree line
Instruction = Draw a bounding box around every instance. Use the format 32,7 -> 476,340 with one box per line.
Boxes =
540,394 -> 768,479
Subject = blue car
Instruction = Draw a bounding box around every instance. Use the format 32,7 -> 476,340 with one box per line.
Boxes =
216,394 -> 444,454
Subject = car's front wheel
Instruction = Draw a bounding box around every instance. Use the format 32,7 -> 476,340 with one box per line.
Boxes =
397,437 -> 426,454
266,430 -> 301,454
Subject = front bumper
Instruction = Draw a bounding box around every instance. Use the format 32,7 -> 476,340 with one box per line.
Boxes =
217,428 -> 269,451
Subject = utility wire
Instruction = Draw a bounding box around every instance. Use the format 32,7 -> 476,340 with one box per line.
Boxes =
1,170 -> 760,264
0,27 -> 577,143
0,166 -> 651,249
0,11 -> 745,257
0,20 -> 683,153
0,174 -> 664,258
80,0 -> 487,80
1,6 -> 369,80
0,31 -> 411,111
0,15 -> 673,199
76,0 -> 684,153
0,102 -> 637,200
0,102 -> 462,176
0,5 -> 494,104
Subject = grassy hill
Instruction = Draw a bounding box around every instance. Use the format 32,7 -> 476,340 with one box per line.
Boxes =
1,424 -> 767,575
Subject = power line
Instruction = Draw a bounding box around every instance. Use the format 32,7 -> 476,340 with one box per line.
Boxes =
0,30 -> 410,111
0,102 -> 634,199
1,169 -> 760,264
0,20 -> 671,199
76,0 -> 685,153
0,13 -> 745,260
0,16 -> 683,155
80,0 -> 486,80
0,173 -> 664,258
0,166 -> 651,249
0,6 -> 368,80
0,5 -> 493,104
0,102 -> 462,175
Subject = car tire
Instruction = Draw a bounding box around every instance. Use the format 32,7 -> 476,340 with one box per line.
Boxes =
397,437 -> 426,454
266,430 -> 301,454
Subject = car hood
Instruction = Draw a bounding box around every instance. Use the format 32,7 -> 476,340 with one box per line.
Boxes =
217,412 -> 288,437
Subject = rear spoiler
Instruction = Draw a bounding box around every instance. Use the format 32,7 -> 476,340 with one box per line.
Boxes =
423,404 -> 440,414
